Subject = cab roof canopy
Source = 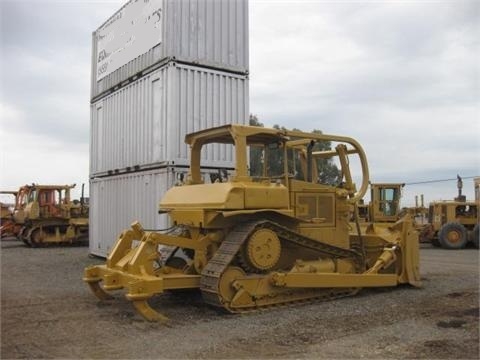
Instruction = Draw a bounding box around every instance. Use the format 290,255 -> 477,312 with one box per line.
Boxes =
184,124 -> 290,147
184,124 -> 362,148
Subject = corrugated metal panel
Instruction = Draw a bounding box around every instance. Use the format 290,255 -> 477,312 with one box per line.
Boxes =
91,0 -> 249,99
89,166 -> 227,257
89,167 -> 174,257
90,62 -> 248,176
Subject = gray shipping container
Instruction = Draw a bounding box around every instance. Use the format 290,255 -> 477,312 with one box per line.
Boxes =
89,166 -> 226,257
91,0 -> 249,100
90,62 -> 248,176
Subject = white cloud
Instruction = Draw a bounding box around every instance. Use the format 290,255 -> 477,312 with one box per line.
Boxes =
250,0 -> 480,197
0,125 -> 89,199
0,102 -> 24,124
0,0 -> 120,198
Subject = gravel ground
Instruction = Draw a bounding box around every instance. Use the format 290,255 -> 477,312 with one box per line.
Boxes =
1,238 -> 478,359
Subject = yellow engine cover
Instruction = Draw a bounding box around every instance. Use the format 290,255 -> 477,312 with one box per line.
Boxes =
160,182 -> 289,210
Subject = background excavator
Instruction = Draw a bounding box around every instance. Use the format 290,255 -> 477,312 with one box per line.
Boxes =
84,124 -> 421,322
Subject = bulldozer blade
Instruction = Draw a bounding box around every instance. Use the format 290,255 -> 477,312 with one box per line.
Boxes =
87,281 -> 114,301
132,300 -> 169,323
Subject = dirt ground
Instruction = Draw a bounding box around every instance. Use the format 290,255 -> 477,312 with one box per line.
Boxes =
1,238 -> 478,359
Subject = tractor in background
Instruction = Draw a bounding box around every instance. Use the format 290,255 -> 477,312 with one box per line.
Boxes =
13,183 -> 89,246
420,176 -> 478,249
357,179 -> 479,249
355,183 -> 405,223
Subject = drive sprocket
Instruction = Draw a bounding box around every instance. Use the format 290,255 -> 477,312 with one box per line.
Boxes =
238,227 -> 281,272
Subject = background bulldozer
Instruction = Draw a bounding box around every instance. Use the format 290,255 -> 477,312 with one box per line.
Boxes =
84,124 -> 421,321
13,184 -> 89,246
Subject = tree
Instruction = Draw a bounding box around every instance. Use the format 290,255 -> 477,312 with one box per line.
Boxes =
248,115 -> 264,176
249,114 -> 263,127
310,129 -> 341,185
248,115 -> 340,184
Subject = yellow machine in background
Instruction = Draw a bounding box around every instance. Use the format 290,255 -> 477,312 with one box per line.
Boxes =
355,183 -> 405,223
421,176 -> 478,249
84,124 -> 421,321
13,184 -> 89,246
0,191 -> 19,238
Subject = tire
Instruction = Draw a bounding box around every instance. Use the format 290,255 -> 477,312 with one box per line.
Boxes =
473,224 -> 479,249
438,222 -> 467,249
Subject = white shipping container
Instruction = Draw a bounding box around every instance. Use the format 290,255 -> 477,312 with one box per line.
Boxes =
90,62 -> 248,176
91,0 -> 249,100
89,166 -> 225,257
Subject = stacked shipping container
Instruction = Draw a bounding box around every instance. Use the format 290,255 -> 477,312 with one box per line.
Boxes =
90,0 -> 249,256
90,63 -> 248,175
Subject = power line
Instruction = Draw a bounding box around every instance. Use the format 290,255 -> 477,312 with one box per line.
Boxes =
405,175 -> 479,186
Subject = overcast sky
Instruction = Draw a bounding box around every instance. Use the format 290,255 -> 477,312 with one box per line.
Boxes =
1,0 -> 479,206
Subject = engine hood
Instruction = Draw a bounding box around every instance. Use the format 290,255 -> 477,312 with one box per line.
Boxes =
160,182 -> 289,211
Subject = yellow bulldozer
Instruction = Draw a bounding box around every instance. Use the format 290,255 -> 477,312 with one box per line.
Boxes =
13,183 -> 89,246
84,124 -> 421,321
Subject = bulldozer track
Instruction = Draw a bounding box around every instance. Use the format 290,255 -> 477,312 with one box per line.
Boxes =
200,220 -> 363,313
19,226 -> 31,246
20,221 -> 87,247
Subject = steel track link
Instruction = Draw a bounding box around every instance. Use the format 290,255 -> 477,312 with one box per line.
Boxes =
234,288 -> 359,315
200,220 -> 363,312
200,221 -> 258,307
19,226 -> 31,246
